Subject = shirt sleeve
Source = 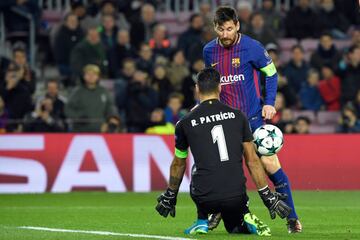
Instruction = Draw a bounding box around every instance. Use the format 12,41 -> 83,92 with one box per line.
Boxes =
250,40 -> 273,69
174,120 -> 189,158
250,40 -> 278,106
241,113 -> 254,142
203,45 -> 211,67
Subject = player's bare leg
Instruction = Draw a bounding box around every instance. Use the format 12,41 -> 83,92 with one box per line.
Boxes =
261,154 -> 302,233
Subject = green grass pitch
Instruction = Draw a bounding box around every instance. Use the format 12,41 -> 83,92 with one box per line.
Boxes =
1,191 -> 360,240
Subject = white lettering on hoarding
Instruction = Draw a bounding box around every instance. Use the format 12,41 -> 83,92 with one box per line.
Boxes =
133,136 -> 191,192
0,136 -> 46,193
52,136 -> 126,192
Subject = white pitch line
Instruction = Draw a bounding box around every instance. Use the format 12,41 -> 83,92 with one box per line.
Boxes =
18,226 -> 196,240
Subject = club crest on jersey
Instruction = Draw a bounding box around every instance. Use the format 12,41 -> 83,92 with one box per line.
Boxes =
232,58 -> 240,68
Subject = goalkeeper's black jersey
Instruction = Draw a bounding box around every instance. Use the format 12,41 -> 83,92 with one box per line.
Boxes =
175,99 -> 253,202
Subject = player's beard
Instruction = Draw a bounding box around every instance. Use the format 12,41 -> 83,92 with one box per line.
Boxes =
219,34 -> 238,48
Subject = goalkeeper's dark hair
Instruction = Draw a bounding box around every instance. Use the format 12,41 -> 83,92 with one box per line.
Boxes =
196,67 -> 221,94
214,6 -> 238,26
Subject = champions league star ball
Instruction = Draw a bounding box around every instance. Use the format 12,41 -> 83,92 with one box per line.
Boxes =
253,124 -> 284,156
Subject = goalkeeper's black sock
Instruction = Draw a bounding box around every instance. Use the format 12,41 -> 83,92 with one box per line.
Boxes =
269,168 -> 298,220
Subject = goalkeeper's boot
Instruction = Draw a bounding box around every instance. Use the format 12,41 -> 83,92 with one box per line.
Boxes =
287,218 -> 302,233
244,213 -> 271,236
184,219 -> 208,235
208,213 -> 222,230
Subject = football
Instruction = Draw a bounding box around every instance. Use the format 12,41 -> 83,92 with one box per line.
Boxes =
253,124 -> 284,156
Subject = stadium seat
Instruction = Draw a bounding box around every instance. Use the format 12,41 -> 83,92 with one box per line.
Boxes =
303,51 -> 312,62
178,12 -> 192,23
309,124 -> 336,134
300,38 -> 319,52
42,10 -> 64,27
278,38 -> 298,51
156,11 -> 177,23
317,111 -> 340,125
164,22 -> 188,36
333,40 -> 352,50
279,50 -> 293,64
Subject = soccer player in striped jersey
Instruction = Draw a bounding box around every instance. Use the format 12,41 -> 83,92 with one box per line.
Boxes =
202,6 -> 302,233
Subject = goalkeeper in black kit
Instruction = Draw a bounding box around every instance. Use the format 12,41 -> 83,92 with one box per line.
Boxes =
155,67 -> 291,236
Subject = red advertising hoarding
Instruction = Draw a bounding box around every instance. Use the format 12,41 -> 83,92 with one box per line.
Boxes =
0,134 -> 359,193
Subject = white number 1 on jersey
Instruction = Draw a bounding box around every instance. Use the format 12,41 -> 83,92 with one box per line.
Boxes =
211,125 -> 229,162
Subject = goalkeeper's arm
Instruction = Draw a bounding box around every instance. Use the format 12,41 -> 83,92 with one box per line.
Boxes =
155,154 -> 187,218
169,155 -> 187,191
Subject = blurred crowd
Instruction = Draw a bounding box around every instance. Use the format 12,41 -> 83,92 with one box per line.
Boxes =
0,0 -> 359,134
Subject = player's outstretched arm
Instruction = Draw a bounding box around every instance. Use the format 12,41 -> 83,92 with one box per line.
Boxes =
243,142 -> 291,219
243,142 -> 268,188
155,156 -> 187,218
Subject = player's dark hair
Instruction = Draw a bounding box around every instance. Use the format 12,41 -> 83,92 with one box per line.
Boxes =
196,67 -> 220,94
214,6 -> 238,26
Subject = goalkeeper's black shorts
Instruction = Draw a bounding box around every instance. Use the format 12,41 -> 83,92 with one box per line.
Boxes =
191,193 -> 251,233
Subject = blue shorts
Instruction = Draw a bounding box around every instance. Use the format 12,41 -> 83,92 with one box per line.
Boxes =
248,111 -> 265,133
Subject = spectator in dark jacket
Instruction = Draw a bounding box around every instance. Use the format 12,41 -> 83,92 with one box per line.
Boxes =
283,45 -> 309,94
336,103 -> 360,133
177,14 -> 204,61
151,64 -> 173,108
310,32 -> 342,71
246,12 -> 277,46
317,0 -> 350,39
340,45 -> 360,105
109,30 -> 137,78
130,3 -> 157,50
99,14 -> 118,55
259,0 -> 284,37
285,0 -> 320,39
0,66 -> 32,131
70,27 -> 108,81
114,58 -> 137,121
53,13 -> 84,83
299,69 -> 324,111
136,43 -> 154,75
126,70 -> 158,132
23,97 -> 65,132
39,79 -> 67,124
12,47 -> 36,94
182,59 -> 204,109
81,0 -> 129,31
2,0 -> 41,32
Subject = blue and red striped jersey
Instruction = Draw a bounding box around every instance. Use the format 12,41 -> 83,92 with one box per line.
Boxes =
203,34 -> 277,118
